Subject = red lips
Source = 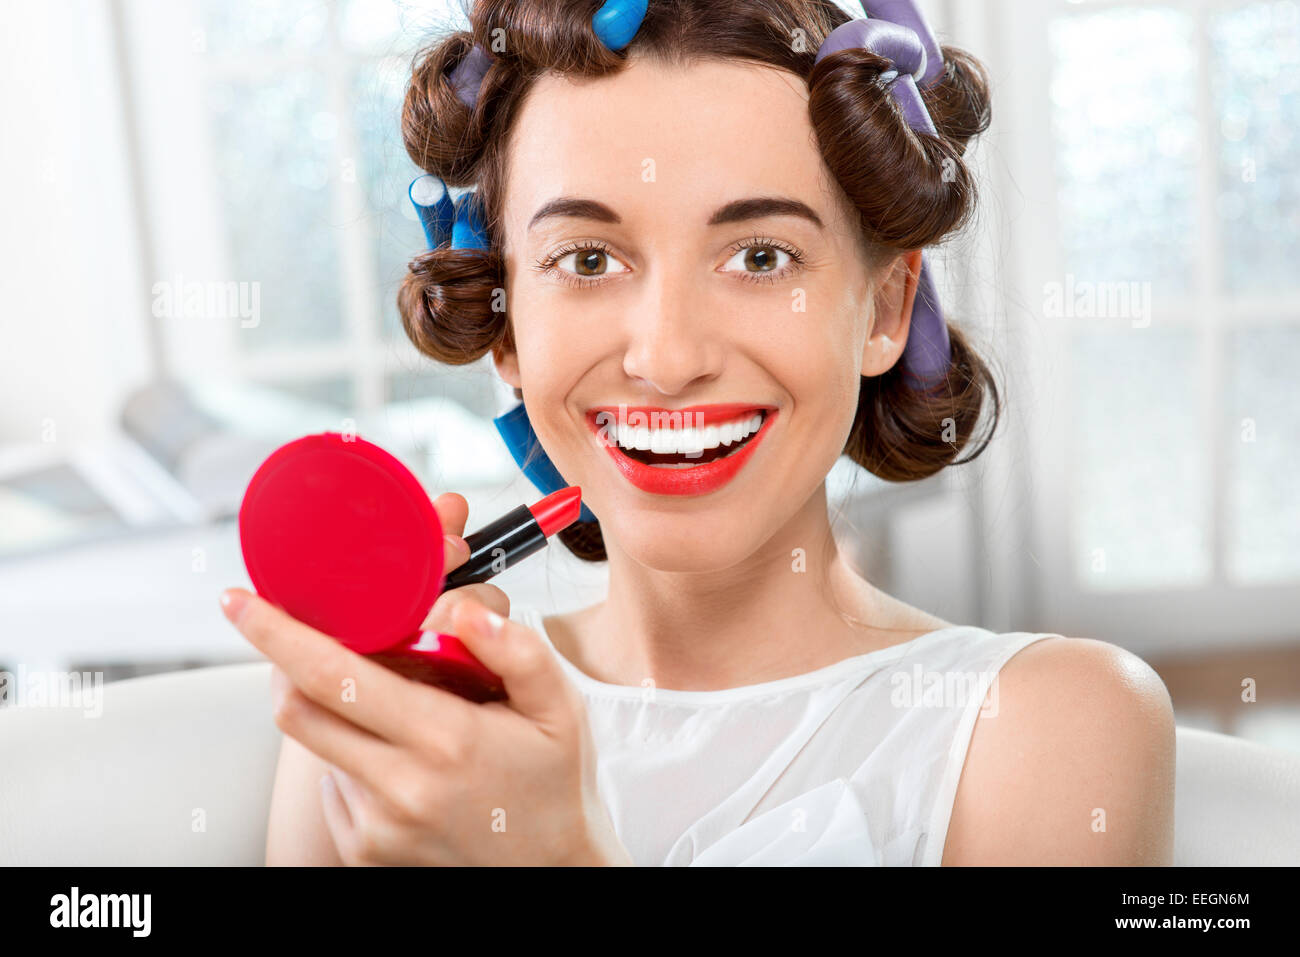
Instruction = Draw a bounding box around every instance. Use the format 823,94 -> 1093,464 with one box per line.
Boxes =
585,403 -> 778,497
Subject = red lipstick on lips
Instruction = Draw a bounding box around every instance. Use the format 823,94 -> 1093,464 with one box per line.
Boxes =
586,404 -> 778,496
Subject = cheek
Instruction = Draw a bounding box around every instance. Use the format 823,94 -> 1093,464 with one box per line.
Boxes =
760,305 -> 865,463
508,310 -> 592,449
762,299 -> 863,411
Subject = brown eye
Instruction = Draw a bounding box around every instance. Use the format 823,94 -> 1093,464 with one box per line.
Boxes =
554,246 -> 629,280
722,243 -> 795,276
745,246 -> 778,272
576,249 -> 606,275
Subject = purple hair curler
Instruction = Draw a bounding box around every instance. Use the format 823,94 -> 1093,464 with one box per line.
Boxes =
816,2 -> 954,388
448,43 -> 492,109
815,17 -> 936,135
862,0 -> 945,88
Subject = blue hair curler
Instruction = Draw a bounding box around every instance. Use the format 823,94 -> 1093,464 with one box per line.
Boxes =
450,190 -> 491,251
494,402 -> 598,524
409,174 -> 456,249
592,0 -> 648,52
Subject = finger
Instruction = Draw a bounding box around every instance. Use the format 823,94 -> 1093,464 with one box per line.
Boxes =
270,674 -> 407,794
433,492 -> 469,539
421,581 -> 510,633
443,530 -> 471,573
321,769 -> 377,866
330,768 -> 367,816
435,493 -> 471,572
226,586 -> 478,744
319,768 -> 353,844
449,597 -> 571,727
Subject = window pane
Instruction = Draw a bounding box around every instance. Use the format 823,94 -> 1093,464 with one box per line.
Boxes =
352,62 -> 426,341
1049,8 -> 1197,297
206,73 -> 345,352
1211,1 -> 1300,296
1227,326 -> 1300,583
1070,325 -> 1210,590
199,0 -> 328,53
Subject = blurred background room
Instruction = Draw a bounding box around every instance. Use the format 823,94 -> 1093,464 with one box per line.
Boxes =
1,0 -> 1297,752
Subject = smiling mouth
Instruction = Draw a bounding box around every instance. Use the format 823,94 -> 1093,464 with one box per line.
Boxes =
586,407 -> 772,465
615,411 -> 767,468
585,405 -> 777,496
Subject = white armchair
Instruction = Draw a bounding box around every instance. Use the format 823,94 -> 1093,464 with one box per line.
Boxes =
2,662 -> 1298,865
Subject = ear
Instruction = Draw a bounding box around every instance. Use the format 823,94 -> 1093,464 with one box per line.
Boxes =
860,248 -> 923,378
492,342 -> 521,389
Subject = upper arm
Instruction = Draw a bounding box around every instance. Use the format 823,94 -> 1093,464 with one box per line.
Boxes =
265,735 -> 346,866
941,637 -> 1176,866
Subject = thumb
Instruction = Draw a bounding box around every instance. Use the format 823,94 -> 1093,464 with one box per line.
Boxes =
448,597 -> 571,727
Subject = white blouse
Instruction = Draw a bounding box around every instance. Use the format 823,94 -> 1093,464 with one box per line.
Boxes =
512,605 -> 1059,866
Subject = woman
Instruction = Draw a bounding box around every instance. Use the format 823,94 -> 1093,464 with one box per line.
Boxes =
227,0 -> 1175,866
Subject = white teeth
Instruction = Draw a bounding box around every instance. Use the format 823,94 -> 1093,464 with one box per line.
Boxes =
606,411 -> 766,455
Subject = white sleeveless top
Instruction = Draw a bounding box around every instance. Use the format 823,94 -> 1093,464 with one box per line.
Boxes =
513,605 -> 1060,867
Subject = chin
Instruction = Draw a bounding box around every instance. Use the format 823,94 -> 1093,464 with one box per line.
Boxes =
613,526 -> 751,573
595,499 -> 765,572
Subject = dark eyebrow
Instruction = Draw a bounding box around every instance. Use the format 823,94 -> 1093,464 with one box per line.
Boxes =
528,198 -> 622,231
708,197 -> 824,229
527,195 -> 824,232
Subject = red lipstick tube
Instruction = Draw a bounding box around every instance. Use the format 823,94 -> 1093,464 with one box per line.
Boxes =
443,486 -> 582,589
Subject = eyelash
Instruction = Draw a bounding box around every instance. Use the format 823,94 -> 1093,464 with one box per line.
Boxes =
532,235 -> 807,289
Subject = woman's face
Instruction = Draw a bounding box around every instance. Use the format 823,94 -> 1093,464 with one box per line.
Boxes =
497,55 -> 900,571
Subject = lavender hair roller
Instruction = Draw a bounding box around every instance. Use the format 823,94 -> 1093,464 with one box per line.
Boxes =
862,0 -> 945,88
815,18 -> 936,137
816,8 -> 953,386
901,253 -> 951,385
448,43 -> 492,109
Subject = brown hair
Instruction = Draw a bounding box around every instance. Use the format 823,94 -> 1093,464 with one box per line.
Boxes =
398,0 -> 998,560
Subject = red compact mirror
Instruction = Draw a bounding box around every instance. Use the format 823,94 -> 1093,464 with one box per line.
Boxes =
237,432 -> 505,702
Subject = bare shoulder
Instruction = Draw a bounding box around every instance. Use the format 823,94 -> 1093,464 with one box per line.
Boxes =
941,636 -> 1177,865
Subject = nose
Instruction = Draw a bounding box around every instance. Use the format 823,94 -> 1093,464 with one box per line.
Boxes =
621,264 -> 724,396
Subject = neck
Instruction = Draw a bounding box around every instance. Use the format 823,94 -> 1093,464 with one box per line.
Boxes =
587,484 -> 878,690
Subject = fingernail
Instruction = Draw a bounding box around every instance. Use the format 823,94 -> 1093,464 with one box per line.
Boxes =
220,589 -> 248,623
483,608 -> 505,635
444,533 -> 469,555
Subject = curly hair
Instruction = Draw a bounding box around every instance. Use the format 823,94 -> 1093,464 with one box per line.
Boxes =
398,0 -> 998,561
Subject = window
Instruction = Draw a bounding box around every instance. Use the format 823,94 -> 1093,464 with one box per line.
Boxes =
1004,0 -> 1300,646
1050,0 -> 1300,590
128,0 -> 499,423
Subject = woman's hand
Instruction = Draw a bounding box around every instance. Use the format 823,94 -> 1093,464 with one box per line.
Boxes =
221,492 -> 632,866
